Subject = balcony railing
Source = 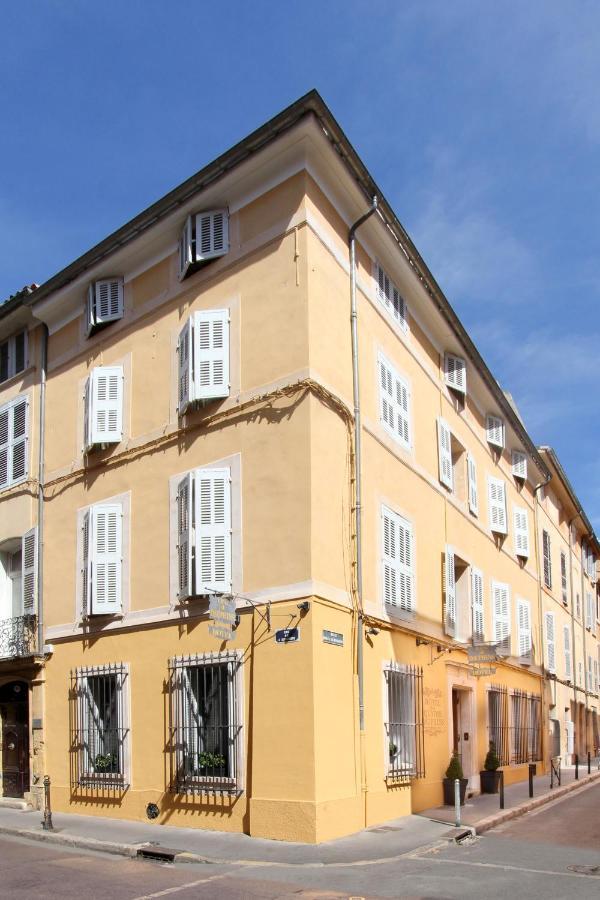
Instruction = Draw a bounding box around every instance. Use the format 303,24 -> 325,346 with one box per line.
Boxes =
0,615 -> 37,660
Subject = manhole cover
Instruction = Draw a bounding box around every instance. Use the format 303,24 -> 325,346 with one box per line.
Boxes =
567,865 -> 600,876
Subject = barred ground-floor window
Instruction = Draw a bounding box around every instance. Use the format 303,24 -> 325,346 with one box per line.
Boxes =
511,690 -> 541,764
70,663 -> 129,789
488,685 -> 510,766
384,663 -> 424,779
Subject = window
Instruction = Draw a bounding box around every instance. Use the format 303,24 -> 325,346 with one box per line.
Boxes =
384,663 -> 424,779
375,264 -> 408,331
560,552 -> 568,605
381,506 -> 414,613
178,209 -> 229,280
0,396 -> 29,490
443,547 -> 471,641
564,625 -> 572,680
544,611 -> 556,673
178,309 -> 230,414
86,278 -> 124,335
444,353 -> 466,394
587,655 -> 593,692
585,591 -> 594,631
513,507 -> 529,558
516,599 -> 532,658
511,690 -> 541,764
378,354 -> 410,449
542,530 -> 552,588
70,663 -> 129,788
169,651 -> 241,794
81,503 -> 123,616
578,661 -> 583,687
492,580 -> 511,654
594,659 -> 599,694
471,568 -> 484,643
177,467 -> 232,599
576,592 -> 581,620
84,366 -> 124,451
511,450 -> 527,481
486,415 -> 505,449
488,477 -> 507,534
437,417 -> 453,490
0,330 -> 27,383
0,530 -> 37,659
488,686 -> 510,766
466,453 -> 478,516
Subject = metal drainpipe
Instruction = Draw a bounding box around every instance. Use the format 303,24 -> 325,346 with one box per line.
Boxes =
580,549 -> 589,752
36,324 -> 48,656
533,474 -> 551,766
349,196 -> 378,823
567,515 -> 580,754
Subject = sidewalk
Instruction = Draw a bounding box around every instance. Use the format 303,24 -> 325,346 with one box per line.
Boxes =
417,762 -> 600,833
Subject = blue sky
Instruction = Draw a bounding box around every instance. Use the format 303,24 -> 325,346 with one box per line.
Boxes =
2,1 -> 598,525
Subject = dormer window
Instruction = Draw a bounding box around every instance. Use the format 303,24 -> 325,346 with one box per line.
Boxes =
486,414 -> 505,449
0,330 -> 27,383
444,353 -> 466,394
86,278 -> 124,336
178,209 -> 229,280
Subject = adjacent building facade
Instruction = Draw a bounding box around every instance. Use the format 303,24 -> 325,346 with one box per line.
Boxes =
0,91 -> 598,841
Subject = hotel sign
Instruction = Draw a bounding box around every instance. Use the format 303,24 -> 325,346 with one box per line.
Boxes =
208,595 -> 237,641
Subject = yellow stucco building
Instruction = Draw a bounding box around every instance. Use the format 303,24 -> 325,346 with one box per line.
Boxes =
0,91 -> 598,841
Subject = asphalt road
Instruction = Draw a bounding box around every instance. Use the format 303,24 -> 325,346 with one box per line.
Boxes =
1,783 -> 599,899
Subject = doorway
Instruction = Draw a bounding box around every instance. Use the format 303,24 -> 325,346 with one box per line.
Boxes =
0,681 -> 29,798
452,687 -> 473,783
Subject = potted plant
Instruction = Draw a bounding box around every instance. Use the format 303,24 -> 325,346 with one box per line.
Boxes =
442,753 -> 468,806
94,752 -> 115,773
198,751 -> 226,775
480,742 -> 501,794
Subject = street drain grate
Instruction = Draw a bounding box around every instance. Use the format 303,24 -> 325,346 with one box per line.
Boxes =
369,825 -> 404,833
567,865 -> 600,876
137,844 -> 181,863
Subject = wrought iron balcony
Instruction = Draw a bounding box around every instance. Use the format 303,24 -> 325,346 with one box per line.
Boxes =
0,615 -> 37,660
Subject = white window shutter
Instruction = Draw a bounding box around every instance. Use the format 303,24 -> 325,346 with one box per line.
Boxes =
195,210 -> 229,262
176,473 -> 193,600
467,453 -> 478,515
394,375 -> 410,447
83,375 -> 92,451
382,507 -> 413,612
545,612 -> 556,673
21,526 -> 37,614
379,355 -> 410,449
567,720 -> 574,754
486,415 -> 505,448
194,467 -> 231,594
492,581 -> 510,654
10,398 -> 28,483
488,477 -> 507,534
517,599 -> 531,657
437,417 -> 453,490
379,358 -> 396,434
178,317 -> 195,414
563,625 -> 572,679
513,506 -> 529,557
195,309 -> 230,401
85,285 -> 95,335
0,404 -> 10,488
471,568 -> 484,641
511,450 -> 527,480
376,264 -> 408,330
82,509 -> 92,616
93,279 -> 124,326
90,504 -> 123,615
444,353 -> 466,393
586,592 -> 593,630
89,367 -> 123,447
178,215 -> 193,280
444,546 -> 456,636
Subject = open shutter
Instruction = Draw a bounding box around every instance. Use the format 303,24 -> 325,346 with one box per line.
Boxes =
437,417 -> 453,490
396,516 -> 413,611
563,625 -> 572,679
195,210 -> 229,262
566,720 -> 574,754
444,353 -> 466,393
178,215 -> 193,280
10,398 -> 28,483
22,526 -> 38,614
177,473 -> 193,600
471,568 -> 484,642
586,592 -> 593,630
93,279 -> 124,326
486,415 -> 504,448
517,599 -> 531,657
395,374 -> 410,447
513,507 -> 529,557
444,546 -> 456,637
195,309 -> 230,401
89,367 -> 123,446
492,581 -> 510,654
90,504 -> 122,615
511,450 -> 527,480
467,453 -> 478,515
488,477 -> 507,534
542,530 -> 552,587
194,467 -> 231,594
545,612 -> 556,673
0,404 -> 9,488
379,357 -> 396,434
82,509 -> 92,617
178,317 -> 195,414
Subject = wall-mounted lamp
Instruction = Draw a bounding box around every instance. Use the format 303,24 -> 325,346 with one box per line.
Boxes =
234,614 -> 241,629
366,627 -> 379,636
297,601 -> 310,613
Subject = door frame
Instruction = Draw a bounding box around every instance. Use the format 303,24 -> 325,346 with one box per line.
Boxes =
447,668 -> 478,789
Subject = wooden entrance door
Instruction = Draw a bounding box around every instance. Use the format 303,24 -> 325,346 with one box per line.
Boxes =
0,681 -> 29,798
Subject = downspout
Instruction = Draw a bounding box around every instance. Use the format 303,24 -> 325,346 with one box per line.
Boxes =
580,549 -> 589,752
36,324 -> 48,656
533,472 -> 551,767
568,514 -> 581,757
349,196 -> 378,825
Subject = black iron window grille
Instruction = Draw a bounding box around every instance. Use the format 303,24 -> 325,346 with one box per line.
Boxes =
70,663 -> 129,790
511,689 -> 541,764
488,685 -> 510,766
169,652 -> 242,795
0,614 -> 37,659
385,664 -> 425,780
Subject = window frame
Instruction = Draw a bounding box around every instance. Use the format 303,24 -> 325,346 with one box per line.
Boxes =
383,662 -> 424,780
486,414 -> 505,449
378,352 -> 411,451
444,352 -> 466,394
374,262 -> 408,332
0,394 -> 29,491
381,505 -> 415,615
0,330 -> 28,384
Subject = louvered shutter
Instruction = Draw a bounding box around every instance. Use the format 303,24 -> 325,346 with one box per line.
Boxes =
492,581 -> 510,654
376,264 -> 408,330
179,215 -> 193,279
195,309 -> 230,401
437,417 -> 453,490
82,509 -> 91,616
586,592 -> 593,629
471,568 -> 484,641
513,507 -> 529,557
90,504 -> 123,615
379,356 -> 410,448
563,625 -> 572,679
560,552 -> 568,604
176,473 -> 193,600
594,659 -> 598,693
444,354 -> 466,393
566,720 -> 574,754
93,279 -> 124,326
486,415 -> 504,448
511,450 -> 527,480
588,655 -> 593,691
396,518 -> 413,611
194,467 -> 231,594
88,367 -> 123,447
542,530 -> 552,587
21,526 -> 37,614
545,612 -> 556,673
444,546 -> 456,636
395,375 -> 410,447
10,398 -> 28,483
517,599 -> 531,657
194,210 -> 229,262
379,357 -> 395,434
467,453 -> 478,515
0,405 -> 9,488
382,507 -> 413,612
178,317 -> 195,414
488,477 -> 507,534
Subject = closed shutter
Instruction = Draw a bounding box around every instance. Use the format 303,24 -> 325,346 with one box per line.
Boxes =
444,546 -> 456,636
379,355 -> 410,448
594,659 -> 598,693
178,317 -> 195,414
195,210 -> 229,262
545,612 -> 556,673
560,552 -> 568,604
0,398 -> 28,488
471,568 -> 484,641
467,453 -> 478,515
21,526 -> 37,614
517,599 -> 531,657
88,367 -> 123,447
566,720 -> 574,754
492,581 -> 510,654
194,467 -> 231,594
195,309 -> 230,401
178,215 -> 193,280
586,592 -> 592,629
511,450 -> 527,480
444,353 -> 466,393
563,625 -> 572,679
376,264 -> 407,330
90,504 -> 123,615
486,415 -> 504,448
437,417 -> 453,490
90,279 -> 124,328
176,473 -> 193,600
513,507 -> 529,557
588,655 -> 593,691
488,477 -> 507,534
542,530 -> 552,587
382,507 -> 413,612
379,357 -> 395,434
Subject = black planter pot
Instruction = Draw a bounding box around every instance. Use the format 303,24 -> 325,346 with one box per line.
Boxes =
442,777 -> 468,806
480,770 -> 501,794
